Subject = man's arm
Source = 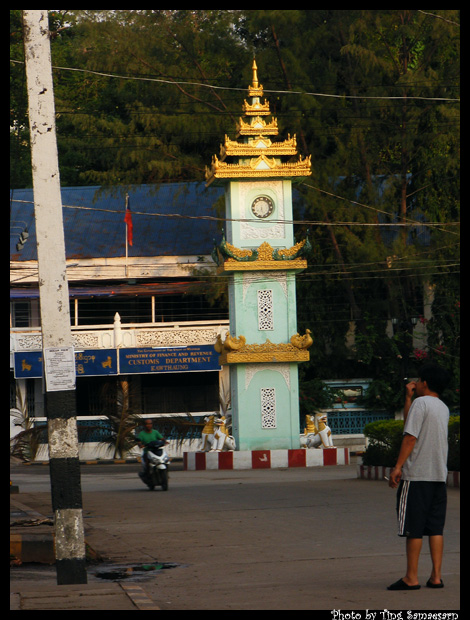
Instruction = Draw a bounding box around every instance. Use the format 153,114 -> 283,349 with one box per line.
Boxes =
388,433 -> 417,488
403,381 -> 417,423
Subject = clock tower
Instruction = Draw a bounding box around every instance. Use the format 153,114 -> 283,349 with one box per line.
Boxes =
206,61 -> 312,451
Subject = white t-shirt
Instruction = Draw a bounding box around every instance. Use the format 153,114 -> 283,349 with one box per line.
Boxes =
402,395 -> 449,482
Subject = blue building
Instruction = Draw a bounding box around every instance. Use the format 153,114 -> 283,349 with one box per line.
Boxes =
10,183 -> 231,459
10,182 -> 420,459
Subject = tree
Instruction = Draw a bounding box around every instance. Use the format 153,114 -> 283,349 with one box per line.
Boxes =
238,10 -> 459,392
10,10 -> 32,188
48,10 -> 251,185
10,10 -> 459,405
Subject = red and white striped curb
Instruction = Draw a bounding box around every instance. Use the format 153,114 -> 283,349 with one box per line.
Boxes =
184,447 -> 349,470
356,465 -> 460,488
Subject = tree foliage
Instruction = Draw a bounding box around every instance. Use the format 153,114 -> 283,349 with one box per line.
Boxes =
10,10 -> 459,406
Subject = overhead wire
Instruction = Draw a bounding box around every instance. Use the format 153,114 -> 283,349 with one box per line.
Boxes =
9,197 -> 460,233
9,59 -> 461,103
10,44 -> 459,335
10,56 -> 459,257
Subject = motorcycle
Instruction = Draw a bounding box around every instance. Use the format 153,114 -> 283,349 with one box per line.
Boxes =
139,440 -> 170,491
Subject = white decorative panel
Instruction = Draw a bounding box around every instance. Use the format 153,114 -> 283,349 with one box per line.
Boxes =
261,388 -> 277,429
258,289 -> 274,330
245,364 -> 291,391
242,272 -> 287,301
239,181 -> 285,240
136,328 -> 218,347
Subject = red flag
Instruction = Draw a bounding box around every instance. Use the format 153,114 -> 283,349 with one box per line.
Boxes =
124,194 -> 133,246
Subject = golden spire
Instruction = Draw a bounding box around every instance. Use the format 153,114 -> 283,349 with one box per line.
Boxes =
248,59 -> 264,98
205,58 -> 311,186
252,59 -> 259,89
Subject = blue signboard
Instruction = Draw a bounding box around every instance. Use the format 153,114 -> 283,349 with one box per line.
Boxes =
14,349 -> 118,378
119,346 -> 220,374
75,350 -> 118,376
14,346 -> 219,378
14,351 -> 43,379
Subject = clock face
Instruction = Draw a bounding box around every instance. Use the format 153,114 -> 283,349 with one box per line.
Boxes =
251,196 -> 274,219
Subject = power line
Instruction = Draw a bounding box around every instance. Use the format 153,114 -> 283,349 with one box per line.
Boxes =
299,182 -> 459,236
9,198 -> 460,232
9,59 -> 461,102
10,262 -> 459,285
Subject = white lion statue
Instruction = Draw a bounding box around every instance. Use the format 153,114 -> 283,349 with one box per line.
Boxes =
300,413 -> 334,448
211,415 -> 236,452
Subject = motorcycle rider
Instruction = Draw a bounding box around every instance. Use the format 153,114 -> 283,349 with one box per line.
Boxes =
137,418 -> 165,479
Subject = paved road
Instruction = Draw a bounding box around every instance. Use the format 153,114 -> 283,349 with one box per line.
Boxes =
11,463 -> 460,611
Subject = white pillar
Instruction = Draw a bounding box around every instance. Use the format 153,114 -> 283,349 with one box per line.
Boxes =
114,312 -> 123,347
23,9 -> 86,585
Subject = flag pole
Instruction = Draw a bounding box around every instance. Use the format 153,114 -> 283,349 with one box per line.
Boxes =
125,193 -> 129,277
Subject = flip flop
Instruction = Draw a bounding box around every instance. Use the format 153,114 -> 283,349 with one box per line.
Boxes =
426,579 -> 444,588
387,578 -> 421,591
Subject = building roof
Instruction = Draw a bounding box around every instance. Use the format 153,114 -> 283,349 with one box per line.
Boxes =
10,280 -> 200,299
10,182 -> 224,262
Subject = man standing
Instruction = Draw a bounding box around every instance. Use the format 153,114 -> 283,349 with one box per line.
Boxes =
388,364 -> 450,591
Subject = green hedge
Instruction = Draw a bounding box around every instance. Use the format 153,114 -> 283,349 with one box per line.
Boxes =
362,416 -> 460,471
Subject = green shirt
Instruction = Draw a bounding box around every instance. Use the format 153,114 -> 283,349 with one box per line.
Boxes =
138,428 -> 163,451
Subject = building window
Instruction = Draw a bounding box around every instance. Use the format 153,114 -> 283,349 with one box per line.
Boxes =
70,294 -> 228,326
12,301 -> 31,327
141,372 -> 219,414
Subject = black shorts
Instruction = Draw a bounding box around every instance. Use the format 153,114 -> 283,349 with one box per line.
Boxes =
396,480 -> 447,538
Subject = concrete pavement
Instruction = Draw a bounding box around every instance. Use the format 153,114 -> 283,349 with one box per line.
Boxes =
10,472 -> 159,610
10,581 -> 160,610
10,462 -> 460,611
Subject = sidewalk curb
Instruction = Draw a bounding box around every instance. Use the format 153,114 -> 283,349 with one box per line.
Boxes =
10,497 -> 102,565
21,458 -> 142,466
18,457 -> 183,466
356,464 -> 460,488
184,447 -> 350,470
10,498 -> 55,564
120,584 -> 161,610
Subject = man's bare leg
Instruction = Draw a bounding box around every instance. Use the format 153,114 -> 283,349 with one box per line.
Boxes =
428,535 -> 444,585
404,537 -> 423,586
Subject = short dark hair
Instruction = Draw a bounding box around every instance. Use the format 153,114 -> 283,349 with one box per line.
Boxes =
419,364 -> 450,395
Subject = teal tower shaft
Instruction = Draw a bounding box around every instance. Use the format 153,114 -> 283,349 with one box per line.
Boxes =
206,61 -> 312,451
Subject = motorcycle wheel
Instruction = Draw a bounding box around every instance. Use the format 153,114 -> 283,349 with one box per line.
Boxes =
160,468 -> 169,491
140,471 -> 155,490
145,471 -> 157,491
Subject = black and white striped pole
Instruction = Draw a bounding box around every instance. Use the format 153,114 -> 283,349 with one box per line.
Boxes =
23,10 -> 87,585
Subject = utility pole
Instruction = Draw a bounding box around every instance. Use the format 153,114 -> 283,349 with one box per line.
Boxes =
22,10 -> 87,585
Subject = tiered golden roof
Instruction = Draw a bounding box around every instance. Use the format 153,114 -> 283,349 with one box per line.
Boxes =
205,60 -> 311,186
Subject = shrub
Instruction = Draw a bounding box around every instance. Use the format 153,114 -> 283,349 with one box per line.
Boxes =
361,416 -> 460,471
362,420 -> 404,467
